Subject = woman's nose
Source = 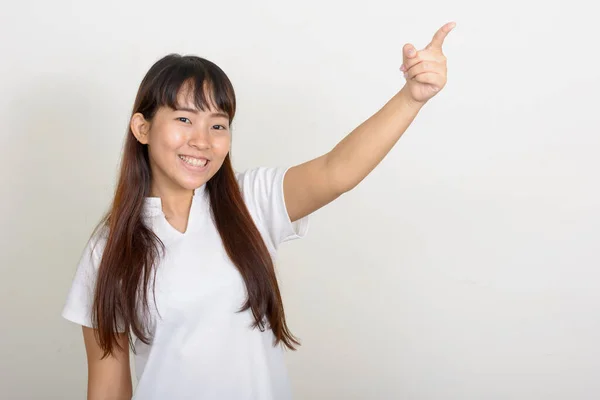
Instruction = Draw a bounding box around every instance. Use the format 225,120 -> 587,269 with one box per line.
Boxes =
188,127 -> 211,149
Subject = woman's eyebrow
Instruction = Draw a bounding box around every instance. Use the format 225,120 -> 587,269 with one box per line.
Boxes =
174,106 -> 228,119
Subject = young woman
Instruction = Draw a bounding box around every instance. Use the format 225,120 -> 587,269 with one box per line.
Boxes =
62,22 -> 455,400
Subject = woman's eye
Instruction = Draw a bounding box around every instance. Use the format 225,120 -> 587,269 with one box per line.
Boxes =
177,117 -> 191,124
212,125 -> 227,130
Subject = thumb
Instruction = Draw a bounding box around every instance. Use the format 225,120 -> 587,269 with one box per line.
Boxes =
401,43 -> 417,71
403,43 -> 417,61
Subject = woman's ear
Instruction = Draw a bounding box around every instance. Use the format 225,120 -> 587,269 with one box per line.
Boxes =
130,113 -> 150,144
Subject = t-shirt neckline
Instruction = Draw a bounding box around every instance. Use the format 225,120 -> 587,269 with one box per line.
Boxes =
142,184 -> 207,218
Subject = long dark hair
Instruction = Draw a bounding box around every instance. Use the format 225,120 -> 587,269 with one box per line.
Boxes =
91,54 -> 298,358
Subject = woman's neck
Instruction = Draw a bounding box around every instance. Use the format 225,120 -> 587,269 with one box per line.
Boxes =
149,179 -> 195,220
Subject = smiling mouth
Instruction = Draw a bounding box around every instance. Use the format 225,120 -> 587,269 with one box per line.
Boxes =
179,155 -> 208,167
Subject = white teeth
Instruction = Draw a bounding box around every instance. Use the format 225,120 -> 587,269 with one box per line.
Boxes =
179,155 -> 207,167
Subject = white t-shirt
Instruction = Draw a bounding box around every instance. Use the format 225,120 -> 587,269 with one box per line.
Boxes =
61,166 -> 309,400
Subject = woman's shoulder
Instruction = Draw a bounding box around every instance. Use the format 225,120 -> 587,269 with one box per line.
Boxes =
80,223 -> 111,267
235,166 -> 287,193
233,165 -> 309,249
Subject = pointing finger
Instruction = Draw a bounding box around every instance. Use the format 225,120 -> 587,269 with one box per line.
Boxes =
427,21 -> 456,51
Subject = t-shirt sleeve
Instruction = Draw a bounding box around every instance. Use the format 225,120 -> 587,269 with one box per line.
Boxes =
61,228 -> 126,332
236,166 -> 310,253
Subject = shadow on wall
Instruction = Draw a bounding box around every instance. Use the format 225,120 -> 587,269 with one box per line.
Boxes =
1,75 -> 126,398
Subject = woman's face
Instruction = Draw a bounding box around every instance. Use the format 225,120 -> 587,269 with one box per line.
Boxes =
132,88 -> 232,197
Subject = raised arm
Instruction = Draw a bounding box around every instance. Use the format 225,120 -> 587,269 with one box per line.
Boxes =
284,22 -> 456,222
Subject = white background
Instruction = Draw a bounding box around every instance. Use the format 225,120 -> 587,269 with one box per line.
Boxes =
1,0 -> 599,399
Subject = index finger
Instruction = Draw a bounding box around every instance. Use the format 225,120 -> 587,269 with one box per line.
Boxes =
427,21 -> 456,50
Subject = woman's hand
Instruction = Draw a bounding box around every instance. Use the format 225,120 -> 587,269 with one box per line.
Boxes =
400,22 -> 456,104
283,22 -> 458,220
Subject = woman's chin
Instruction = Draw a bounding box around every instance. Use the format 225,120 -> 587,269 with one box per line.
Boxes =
174,164 -> 220,191
176,175 -> 211,191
